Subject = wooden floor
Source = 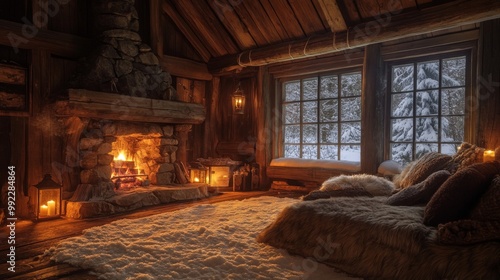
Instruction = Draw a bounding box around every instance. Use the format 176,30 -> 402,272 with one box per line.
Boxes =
0,190 -> 303,279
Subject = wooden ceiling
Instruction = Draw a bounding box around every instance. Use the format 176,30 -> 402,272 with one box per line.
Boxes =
162,0 -> 451,60
162,0 -> 500,70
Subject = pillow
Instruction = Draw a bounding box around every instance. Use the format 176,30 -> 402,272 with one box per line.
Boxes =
393,152 -> 452,189
302,187 -> 373,201
423,161 -> 500,227
449,142 -> 484,172
386,170 -> 451,206
320,174 -> 394,196
437,219 -> 500,245
469,176 -> 500,221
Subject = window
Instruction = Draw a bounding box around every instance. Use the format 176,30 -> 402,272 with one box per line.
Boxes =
389,54 -> 468,165
281,71 -> 362,161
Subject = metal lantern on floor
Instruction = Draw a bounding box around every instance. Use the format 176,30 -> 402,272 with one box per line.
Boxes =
29,174 -> 62,220
190,166 -> 208,183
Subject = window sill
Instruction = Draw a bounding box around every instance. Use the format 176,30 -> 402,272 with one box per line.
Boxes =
267,158 -> 361,183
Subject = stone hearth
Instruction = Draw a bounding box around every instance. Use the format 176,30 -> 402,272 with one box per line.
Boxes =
65,184 -> 209,219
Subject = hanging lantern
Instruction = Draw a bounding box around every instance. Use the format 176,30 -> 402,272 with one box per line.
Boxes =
232,83 -> 245,114
29,174 -> 62,220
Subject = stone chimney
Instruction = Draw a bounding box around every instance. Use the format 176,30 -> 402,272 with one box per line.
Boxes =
71,0 -> 173,100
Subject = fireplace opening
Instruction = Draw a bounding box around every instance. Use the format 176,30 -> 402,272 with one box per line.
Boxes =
110,136 -> 157,190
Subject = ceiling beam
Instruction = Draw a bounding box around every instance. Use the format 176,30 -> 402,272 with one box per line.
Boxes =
209,0 -> 500,73
316,0 -> 347,32
0,19 -> 90,58
159,55 -> 213,81
162,1 -> 212,62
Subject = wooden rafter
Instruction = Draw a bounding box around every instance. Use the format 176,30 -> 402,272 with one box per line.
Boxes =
209,0 -> 500,72
161,1 -> 212,62
316,0 -> 347,32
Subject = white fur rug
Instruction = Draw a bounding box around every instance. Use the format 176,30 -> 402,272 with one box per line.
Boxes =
46,196 -> 359,280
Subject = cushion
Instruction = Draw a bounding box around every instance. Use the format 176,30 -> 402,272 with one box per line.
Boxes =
302,187 -> 373,201
437,219 -> 500,245
423,161 -> 500,227
393,152 -> 452,189
320,174 -> 394,196
469,176 -> 500,221
449,142 -> 484,172
386,170 -> 451,206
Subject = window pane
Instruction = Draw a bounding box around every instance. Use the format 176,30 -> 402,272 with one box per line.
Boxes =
302,101 -> 318,123
302,145 -> 317,159
391,143 -> 413,166
442,88 -> 465,115
417,60 -> 439,90
283,103 -> 300,124
441,143 -> 460,155
320,75 -> 338,99
341,122 -> 361,143
284,145 -> 300,158
392,64 -> 413,92
441,116 -> 464,142
341,97 -> 361,121
320,145 -> 338,160
320,99 -> 338,122
392,92 -> 413,117
303,78 -> 317,100
416,90 -> 438,116
284,81 -> 300,101
284,125 -> 300,143
416,143 -> 438,158
340,145 -> 360,161
391,118 -> 413,142
303,124 -> 317,143
442,57 -> 466,87
341,73 -> 361,97
416,117 -> 438,142
320,123 -> 338,144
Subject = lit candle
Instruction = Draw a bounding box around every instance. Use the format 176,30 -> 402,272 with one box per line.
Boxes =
40,204 -> 48,216
483,150 -> 495,162
194,177 -> 200,183
47,200 -> 56,216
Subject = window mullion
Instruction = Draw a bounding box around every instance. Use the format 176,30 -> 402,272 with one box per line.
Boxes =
316,76 -> 320,159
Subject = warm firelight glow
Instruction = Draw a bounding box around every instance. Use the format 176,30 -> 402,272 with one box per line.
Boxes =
115,151 -> 127,161
194,177 -> 200,183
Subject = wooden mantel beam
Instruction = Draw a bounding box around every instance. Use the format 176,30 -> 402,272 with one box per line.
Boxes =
209,0 -> 500,72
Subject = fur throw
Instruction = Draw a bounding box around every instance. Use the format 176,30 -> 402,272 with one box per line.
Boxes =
257,197 -> 500,279
302,187 -> 373,201
320,174 -> 394,196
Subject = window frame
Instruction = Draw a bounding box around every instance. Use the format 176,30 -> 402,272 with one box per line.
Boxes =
278,67 -> 363,161
384,50 -> 473,163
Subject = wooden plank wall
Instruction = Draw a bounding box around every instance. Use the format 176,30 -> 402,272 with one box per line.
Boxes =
477,19 -> 500,149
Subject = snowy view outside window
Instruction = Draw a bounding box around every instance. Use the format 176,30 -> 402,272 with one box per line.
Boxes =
282,72 -> 362,162
390,55 -> 467,165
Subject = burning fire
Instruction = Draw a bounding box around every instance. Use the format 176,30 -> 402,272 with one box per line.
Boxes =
114,151 -> 129,161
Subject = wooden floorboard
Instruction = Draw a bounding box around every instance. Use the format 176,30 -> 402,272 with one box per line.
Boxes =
0,190 -> 302,279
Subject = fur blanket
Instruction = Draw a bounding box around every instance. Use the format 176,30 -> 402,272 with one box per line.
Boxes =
320,174 -> 394,196
257,197 -> 500,279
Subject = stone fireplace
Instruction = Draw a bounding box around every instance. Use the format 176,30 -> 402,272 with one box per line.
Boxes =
50,0 -> 207,219
76,120 -> 179,195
